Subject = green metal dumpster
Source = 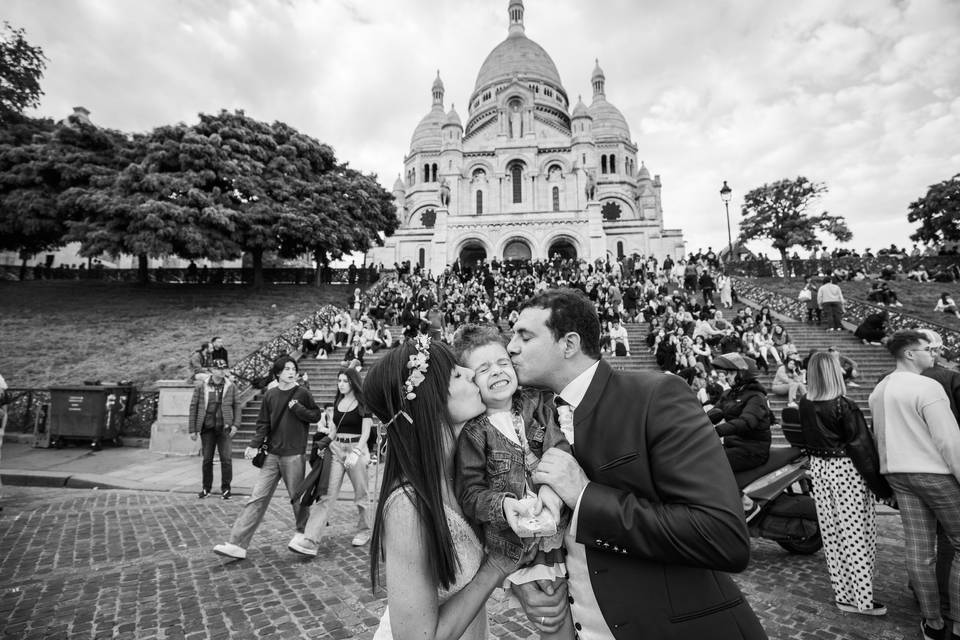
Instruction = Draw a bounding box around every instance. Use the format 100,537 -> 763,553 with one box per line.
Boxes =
48,385 -> 132,449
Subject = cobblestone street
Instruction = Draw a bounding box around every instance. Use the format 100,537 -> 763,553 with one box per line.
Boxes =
0,487 -> 927,639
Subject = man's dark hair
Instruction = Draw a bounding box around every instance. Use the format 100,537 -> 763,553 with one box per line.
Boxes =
886,329 -> 927,358
272,355 -> 298,378
212,336 -> 222,343
518,288 -> 601,358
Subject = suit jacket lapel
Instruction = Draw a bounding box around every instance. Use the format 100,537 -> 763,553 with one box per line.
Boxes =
572,359 -> 611,451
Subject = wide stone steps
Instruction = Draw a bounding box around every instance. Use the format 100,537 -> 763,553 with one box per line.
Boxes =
233,305 -> 894,455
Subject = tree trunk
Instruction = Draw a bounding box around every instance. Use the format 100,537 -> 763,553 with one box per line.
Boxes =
138,254 -> 149,285
313,250 -> 325,288
779,248 -> 789,280
19,257 -> 27,281
251,250 -> 264,289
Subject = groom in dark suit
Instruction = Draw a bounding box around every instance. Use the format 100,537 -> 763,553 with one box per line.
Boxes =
508,288 -> 766,639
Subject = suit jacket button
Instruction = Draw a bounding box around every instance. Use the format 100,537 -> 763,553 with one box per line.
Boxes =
575,623 -> 582,631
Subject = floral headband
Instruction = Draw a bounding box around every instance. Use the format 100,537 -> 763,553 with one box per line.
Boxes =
382,335 -> 431,429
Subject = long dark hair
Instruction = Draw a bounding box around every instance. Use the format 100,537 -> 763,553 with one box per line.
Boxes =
364,340 -> 459,592
334,366 -> 366,412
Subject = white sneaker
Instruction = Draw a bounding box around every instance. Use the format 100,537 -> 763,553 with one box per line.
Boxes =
288,533 -> 318,557
351,530 -> 372,547
213,542 -> 247,559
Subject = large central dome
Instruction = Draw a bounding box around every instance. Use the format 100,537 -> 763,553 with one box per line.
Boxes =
473,32 -> 563,91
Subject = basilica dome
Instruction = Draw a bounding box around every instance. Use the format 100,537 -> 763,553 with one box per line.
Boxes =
410,72 -> 447,150
473,32 -> 563,92
588,100 -> 630,140
588,60 -> 630,140
410,108 -> 445,150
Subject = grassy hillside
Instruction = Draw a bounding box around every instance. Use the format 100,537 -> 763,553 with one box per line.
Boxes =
749,277 -> 960,329
0,281 -> 355,390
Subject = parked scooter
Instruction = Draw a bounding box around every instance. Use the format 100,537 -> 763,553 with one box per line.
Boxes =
733,444 -> 822,554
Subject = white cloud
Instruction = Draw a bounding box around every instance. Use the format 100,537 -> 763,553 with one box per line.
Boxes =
7,0 -> 960,255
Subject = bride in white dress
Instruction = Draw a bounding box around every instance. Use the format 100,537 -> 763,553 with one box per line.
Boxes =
364,338 -> 530,639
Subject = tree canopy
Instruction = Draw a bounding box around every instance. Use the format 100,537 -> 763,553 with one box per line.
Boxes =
0,22 -> 47,124
64,110 -> 397,286
737,176 -> 852,269
908,173 -> 960,245
0,118 -> 132,275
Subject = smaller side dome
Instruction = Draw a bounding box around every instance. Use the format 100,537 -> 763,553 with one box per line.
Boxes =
443,104 -> 462,128
393,174 -> 405,191
637,161 -> 651,180
571,95 -> 591,119
432,70 -> 444,92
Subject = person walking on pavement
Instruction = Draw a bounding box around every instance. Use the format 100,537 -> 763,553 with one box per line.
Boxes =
870,330 -> 960,640
817,276 -> 846,332
189,359 -> 239,499
289,367 -> 374,556
919,329 -> 960,620
214,356 -> 321,560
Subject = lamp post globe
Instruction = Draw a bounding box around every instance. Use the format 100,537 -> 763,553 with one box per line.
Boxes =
720,181 -> 733,262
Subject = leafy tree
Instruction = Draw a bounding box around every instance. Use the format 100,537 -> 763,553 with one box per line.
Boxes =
0,118 -> 131,279
68,110 -> 397,287
737,176 -> 852,275
908,173 -> 960,245
0,22 -> 47,124
275,164 -> 397,286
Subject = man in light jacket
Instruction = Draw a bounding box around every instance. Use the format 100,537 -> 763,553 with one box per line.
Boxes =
189,359 -> 239,499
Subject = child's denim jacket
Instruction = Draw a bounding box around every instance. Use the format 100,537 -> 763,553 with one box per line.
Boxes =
454,387 -> 571,561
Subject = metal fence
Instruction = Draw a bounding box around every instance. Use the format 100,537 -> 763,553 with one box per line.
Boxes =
0,264 -> 382,285
2,388 -> 160,438
726,255 -> 960,279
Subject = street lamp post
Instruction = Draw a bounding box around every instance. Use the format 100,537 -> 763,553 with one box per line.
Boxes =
720,180 -> 733,262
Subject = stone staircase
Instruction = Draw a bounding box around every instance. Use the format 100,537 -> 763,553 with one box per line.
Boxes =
232,338 -> 398,456
233,304 -> 895,454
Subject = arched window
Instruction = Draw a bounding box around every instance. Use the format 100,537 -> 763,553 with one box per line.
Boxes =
511,164 -> 522,203
552,186 -> 560,212
476,190 -> 483,214
617,241 -> 624,258
418,248 -> 425,268
601,155 -> 607,174
423,164 -> 429,182
610,154 -> 616,173
431,164 -> 438,182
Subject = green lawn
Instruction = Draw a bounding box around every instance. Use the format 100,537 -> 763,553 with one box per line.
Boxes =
749,277 -> 960,329
0,281 -> 354,390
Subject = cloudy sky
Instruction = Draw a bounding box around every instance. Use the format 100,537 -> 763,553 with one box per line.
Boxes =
7,0 -> 960,256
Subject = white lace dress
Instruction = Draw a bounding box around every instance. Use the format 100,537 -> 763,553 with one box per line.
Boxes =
373,490 -> 487,639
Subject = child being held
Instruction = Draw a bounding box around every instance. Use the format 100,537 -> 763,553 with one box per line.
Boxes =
452,324 -> 572,602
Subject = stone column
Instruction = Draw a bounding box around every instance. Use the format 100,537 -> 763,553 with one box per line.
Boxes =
431,207 -> 449,275
586,201 -> 606,262
149,380 -> 199,456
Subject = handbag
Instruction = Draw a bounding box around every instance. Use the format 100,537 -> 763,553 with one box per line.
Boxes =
252,390 -> 295,468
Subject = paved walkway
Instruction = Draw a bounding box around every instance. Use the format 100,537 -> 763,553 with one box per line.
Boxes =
0,440 -> 391,497
0,439 -> 942,639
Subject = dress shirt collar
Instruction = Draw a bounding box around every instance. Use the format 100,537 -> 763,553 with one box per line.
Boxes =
557,360 -> 600,410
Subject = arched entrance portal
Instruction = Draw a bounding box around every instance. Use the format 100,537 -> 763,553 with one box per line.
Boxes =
548,238 -> 577,261
459,243 -> 487,270
503,239 -> 532,263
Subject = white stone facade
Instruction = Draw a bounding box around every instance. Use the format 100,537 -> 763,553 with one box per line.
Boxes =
371,0 -> 685,274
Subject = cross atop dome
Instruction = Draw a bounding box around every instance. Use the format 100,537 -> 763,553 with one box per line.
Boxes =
508,0 -> 525,36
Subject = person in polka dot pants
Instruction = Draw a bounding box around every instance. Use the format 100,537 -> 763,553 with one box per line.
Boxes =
797,352 -> 893,616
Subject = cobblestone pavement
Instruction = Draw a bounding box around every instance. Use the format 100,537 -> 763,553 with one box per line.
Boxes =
0,487 -> 929,640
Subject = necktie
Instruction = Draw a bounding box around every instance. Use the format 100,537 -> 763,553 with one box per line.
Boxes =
555,396 -> 575,447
